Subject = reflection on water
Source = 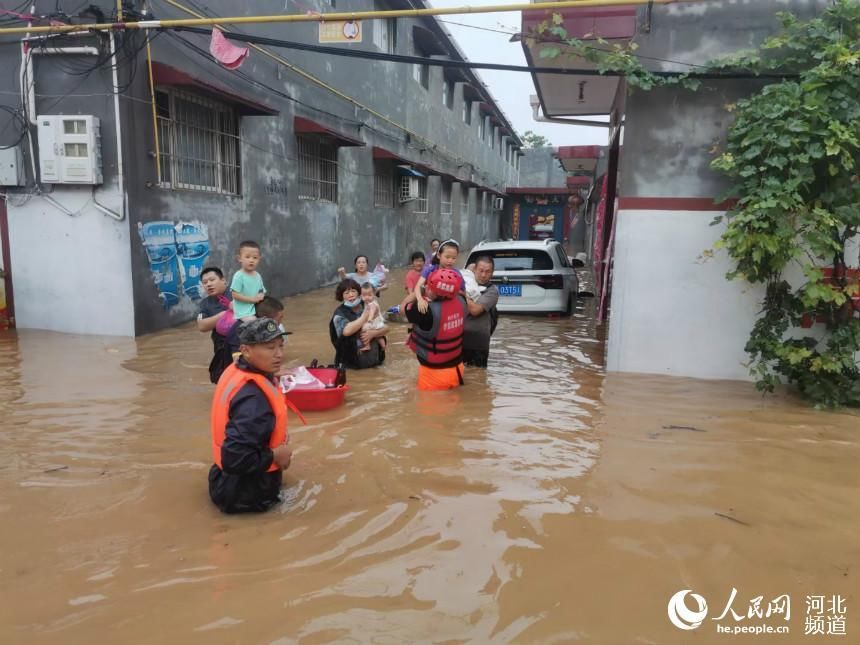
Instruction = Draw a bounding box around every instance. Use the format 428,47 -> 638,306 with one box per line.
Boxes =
0,275 -> 857,644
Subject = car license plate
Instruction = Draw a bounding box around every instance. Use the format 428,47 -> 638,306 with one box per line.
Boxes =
499,284 -> 522,297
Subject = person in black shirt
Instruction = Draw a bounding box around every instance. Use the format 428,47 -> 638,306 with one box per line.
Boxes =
197,267 -> 232,383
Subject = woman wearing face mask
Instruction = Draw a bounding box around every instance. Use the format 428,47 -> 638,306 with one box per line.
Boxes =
329,278 -> 388,369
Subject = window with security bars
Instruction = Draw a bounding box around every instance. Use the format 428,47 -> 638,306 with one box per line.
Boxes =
156,88 -> 240,195
476,190 -> 485,215
440,180 -> 452,215
413,177 -> 428,214
373,160 -> 396,207
297,135 -> 338,202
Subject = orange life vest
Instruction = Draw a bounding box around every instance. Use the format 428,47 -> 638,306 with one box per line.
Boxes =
210,363 -> 288,473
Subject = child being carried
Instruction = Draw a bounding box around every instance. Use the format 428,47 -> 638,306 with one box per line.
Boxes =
359,282 -> 387,352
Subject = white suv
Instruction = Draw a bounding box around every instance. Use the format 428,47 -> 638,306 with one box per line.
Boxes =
465,239 -> 581,314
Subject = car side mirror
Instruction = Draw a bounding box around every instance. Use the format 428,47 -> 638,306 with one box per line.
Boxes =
570,257 -> 585,268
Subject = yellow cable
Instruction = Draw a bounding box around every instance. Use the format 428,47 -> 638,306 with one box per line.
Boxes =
145,34 -> 162,182
0,0 -> 701,36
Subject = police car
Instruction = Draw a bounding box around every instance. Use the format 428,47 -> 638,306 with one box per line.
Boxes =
465,239 -> 582,314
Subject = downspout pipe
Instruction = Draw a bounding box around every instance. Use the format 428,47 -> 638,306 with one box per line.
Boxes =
94,31 -> 126,221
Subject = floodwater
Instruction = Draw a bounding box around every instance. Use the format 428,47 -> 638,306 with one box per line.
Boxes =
0,273 -> 857,644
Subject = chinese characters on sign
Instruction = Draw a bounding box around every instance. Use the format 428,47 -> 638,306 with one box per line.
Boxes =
668,588 -> 848,637
805,595 -> 847,636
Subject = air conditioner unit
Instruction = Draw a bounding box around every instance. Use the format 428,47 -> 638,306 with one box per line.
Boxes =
37,115 -> 103,184
399,174 -> 419,202
493,197 -> 504,210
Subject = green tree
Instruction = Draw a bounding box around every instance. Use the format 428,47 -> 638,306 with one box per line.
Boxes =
534,1 -> 860,407
709,2 -> 860,407
521,130 -> 550,148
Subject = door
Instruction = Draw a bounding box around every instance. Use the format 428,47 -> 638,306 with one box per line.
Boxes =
0,200 -> 14,329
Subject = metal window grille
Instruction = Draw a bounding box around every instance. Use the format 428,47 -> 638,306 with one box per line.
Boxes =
297,135 -> 338,202
373,160 -> 396,207
156,88 -> 240,195
476,191 -> 485,215
463,100 -> 472,125
413,177 -> 428,214
440,180 -> 452,215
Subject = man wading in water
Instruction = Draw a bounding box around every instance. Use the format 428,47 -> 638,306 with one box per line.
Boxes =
209,318 -> 293,514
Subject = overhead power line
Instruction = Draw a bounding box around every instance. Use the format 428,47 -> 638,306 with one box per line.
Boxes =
0,0 -> 704,35
172,25 -> 793,80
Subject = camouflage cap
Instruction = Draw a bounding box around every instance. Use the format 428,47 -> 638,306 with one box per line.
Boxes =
238,317 -> 287,345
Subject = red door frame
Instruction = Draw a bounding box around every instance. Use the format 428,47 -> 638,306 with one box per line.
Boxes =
0,199 -> 15,329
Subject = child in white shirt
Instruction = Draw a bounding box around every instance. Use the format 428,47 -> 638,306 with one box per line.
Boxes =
359,282 -> 387,352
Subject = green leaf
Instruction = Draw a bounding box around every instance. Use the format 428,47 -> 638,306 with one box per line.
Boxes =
538,46 -> 561,59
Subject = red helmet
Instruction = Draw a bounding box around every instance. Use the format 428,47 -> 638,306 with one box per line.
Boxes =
427,268 -> 460,299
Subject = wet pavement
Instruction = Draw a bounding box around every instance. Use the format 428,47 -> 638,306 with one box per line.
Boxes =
0,272 -> 857,643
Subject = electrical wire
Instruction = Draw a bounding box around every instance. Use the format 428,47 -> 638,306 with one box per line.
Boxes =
159,33 -> 505,188
172,24 -> 791,80
155,0 -> 521,157
0,105 -> 28,149
437,18 -> 717,71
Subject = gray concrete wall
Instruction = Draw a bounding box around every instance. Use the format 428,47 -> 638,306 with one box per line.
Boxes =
619,0 -> 830,199
0,0 -> 521,335
0,35 -> 136,335
634,0 -> 831,71
618,80 -> 768,199
123,0 -> 520,334
518,148 -> 567,188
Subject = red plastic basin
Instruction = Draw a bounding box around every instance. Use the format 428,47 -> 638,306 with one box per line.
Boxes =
283,367 -> 349,411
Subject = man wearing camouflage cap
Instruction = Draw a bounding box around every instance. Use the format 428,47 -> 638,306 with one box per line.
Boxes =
209,318 -> 293,514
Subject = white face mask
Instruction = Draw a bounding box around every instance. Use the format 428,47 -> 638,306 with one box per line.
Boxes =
344,297 -> 361,308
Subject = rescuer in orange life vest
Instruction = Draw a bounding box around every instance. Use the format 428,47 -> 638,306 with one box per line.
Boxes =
209,317 -> 293,514
405,267 -> 468,390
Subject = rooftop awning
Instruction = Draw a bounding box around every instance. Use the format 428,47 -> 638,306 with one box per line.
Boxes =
566,175 -> 592,188
520,6 -> 636,118
462,84 -> 484,102
150,62 -> 278,115
507,187 -> 572,195
555,145 -> 602,172
413,25 -> 447,56
294,116 -> 364,146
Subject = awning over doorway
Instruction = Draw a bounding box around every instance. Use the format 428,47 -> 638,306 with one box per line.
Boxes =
556,145 -> 602,173
150,62 -> 278,115
294,116 -> 364,146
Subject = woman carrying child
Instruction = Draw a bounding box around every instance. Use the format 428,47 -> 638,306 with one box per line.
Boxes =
329,279 -> 388,369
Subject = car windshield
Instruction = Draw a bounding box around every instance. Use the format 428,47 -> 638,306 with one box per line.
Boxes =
467,249 -> 554,271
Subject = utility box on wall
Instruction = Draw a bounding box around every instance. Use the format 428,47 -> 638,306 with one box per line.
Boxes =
37,115 -> 103,184
0,147 -> 25,186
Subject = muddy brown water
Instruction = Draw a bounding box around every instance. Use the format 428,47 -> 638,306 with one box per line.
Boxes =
0,273 -> 857,644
